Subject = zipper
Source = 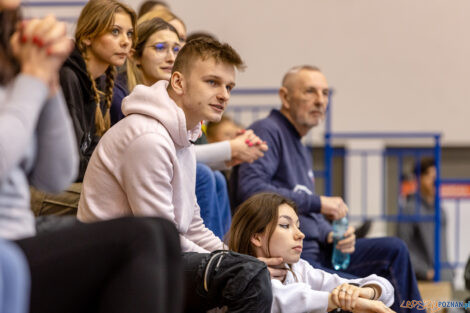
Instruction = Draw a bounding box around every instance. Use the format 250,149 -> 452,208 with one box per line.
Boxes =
203,251 -> 228,292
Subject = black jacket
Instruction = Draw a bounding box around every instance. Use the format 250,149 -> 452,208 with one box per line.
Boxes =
59,47 -> 105,182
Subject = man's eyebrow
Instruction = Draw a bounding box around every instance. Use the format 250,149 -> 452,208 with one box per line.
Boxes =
202,75 -> 236,86
305,86 -> 329,92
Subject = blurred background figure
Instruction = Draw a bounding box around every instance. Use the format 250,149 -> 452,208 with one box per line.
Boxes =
397,158 -> 454,282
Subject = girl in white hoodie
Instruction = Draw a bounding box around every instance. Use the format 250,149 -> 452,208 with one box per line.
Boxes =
228,192 -> 396,313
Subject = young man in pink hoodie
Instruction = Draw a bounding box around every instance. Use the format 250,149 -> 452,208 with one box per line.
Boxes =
78,38 -> 274,312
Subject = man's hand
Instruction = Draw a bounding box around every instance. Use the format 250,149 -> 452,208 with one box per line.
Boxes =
327,225 -> 356,254
227,129 -> 268,166
257,256 -> 287,281
320,196 -> 348,220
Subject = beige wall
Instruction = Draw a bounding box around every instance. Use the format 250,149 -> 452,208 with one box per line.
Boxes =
166,0 -> 470,145
25,0 -> 470,145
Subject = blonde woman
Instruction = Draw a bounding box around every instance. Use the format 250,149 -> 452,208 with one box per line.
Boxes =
31,0 -> 137,216
61,0 -> 136,181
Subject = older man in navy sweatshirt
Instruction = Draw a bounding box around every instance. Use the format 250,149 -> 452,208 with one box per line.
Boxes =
232,65 -> 422,313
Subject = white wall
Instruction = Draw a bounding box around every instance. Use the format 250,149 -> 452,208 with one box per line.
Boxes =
24,0 -> 470,145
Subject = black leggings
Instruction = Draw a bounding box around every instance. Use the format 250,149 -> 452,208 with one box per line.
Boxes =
15,217 -> 182,313
183,250 -> 272,313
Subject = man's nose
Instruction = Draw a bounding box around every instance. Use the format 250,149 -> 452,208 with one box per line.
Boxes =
315,93 -> 327,110
217,87 -> 230,101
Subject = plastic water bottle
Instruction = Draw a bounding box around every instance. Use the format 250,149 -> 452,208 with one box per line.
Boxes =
331,217 -> 350,270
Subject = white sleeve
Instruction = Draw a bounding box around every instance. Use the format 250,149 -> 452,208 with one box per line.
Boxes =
271,279 -> 330,313
194,141 -> 231,170
301,260 -> 395,307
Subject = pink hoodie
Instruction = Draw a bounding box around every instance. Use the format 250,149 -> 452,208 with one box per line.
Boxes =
78,80 -> 225,253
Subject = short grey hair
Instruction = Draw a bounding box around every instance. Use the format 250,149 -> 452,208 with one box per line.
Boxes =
281,65 -> 321,87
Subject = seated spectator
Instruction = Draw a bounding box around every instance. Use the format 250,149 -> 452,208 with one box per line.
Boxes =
206,115 -> 241,143
0,2 -> 182,312
110,17 -> 266,238
228,193 -> 395,313
78,38 -> 275,312
397,158 -> 453,281
137,0 -> 169,17
138,6 -> 187,42
232,65 -> 422,312
30,0 -> 136,216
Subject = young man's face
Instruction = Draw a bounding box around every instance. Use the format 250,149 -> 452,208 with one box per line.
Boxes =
180,57 -> 236,128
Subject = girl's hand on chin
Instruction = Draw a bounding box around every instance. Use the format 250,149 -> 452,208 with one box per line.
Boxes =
257,256 -> 287,281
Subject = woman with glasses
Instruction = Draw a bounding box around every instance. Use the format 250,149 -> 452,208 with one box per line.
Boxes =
110,17 -> 180,124
127,17 -> 181,92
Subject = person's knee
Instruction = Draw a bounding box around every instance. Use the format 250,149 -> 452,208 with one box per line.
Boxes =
218,252 -> 272,303
213,171 -> 227,188
196,163 -> 217,188
379,237 -> 409,258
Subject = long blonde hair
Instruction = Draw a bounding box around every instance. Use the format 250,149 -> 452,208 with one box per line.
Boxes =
75,0 -> 136,136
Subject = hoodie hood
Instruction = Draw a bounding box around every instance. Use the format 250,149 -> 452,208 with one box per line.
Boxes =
121,80 -> 201,148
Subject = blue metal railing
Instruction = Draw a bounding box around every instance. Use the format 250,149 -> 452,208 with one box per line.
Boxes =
324,101 -> 444,281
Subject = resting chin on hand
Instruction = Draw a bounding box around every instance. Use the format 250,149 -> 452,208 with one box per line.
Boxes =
257,256 -> 287,281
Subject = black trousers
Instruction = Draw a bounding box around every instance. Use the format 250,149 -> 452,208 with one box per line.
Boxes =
183,250 -> 272,313
15,217 -> 182,313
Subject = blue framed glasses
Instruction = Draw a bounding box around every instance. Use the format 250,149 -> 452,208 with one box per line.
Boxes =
149,42 -> 181,55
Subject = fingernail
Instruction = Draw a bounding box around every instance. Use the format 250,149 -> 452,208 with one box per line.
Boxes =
248,142 -> 253,147
240,129 -> 246,133
256,141 -> 261,145
37,38 -> 44,47
21,35 -> 27,43
245,139 -> 250,144
46,47 -> 53,56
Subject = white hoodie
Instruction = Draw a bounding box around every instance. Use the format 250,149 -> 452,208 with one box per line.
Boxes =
78,80 -> 225,253
271,259 -> 395,313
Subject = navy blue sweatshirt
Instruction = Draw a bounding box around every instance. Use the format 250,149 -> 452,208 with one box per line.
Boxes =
232,109 -> 332,258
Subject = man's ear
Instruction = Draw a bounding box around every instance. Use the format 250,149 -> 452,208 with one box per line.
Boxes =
170,71 -> 185,95
279,86 -> 290,110
250,233 -> 264,248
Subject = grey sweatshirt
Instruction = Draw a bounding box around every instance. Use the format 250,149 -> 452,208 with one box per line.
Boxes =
0,74 -> 78,240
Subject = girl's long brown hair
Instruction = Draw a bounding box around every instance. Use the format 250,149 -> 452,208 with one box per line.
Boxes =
75,0 -> 136,136
228,192 -> 298,258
